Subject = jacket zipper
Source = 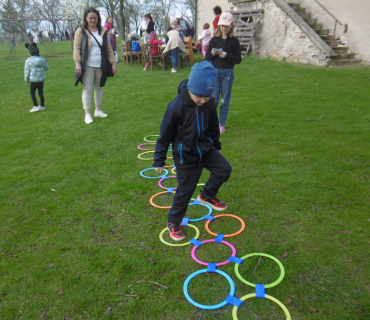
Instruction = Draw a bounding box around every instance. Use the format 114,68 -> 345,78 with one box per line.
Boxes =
196,106 -> 202,163
178,143 -> 183,165
201,112 -> 204,131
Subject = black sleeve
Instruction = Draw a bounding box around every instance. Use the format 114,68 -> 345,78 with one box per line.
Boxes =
205,37 -> 217,61
153,103 -> 179,167
146,20 -> 155,34
207,103 -> 222,150
225,38 -> 242,65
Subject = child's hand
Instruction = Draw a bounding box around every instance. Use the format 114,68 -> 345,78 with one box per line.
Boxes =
26,81 -> 30,85
219,52 -> 227,58
155,167 -> 163,174
211,49 -> 219,56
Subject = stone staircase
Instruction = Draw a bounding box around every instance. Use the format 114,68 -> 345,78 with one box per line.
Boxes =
288,2 -> 362,66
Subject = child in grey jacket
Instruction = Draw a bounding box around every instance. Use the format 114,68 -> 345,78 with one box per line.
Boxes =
24,42 -> 49,112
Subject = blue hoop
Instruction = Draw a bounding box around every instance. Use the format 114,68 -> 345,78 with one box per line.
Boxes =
186,202 -> 213,222
140,168 -> 169,179
183,269 -> 236,310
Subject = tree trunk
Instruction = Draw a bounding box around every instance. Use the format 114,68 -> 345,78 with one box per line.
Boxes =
119,0 -> 125,41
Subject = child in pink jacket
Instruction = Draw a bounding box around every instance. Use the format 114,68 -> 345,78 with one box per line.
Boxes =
144,32 -> 163,70
198,23 -> 212,59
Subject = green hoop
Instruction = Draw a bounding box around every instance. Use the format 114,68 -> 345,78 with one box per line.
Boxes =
138,150 -> 155,160
138,150 -> 172,161
232,293 -> 291,320
159,224 -> 200,247
144,135 -> 159,143
234,253 -> 285,288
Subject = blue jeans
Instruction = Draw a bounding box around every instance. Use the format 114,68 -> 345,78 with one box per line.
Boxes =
212,69 -> 235,126
170,48 -> 181,69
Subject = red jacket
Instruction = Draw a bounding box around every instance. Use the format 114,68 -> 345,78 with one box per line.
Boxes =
213,15 -> 221,31
149,39 -> 163,56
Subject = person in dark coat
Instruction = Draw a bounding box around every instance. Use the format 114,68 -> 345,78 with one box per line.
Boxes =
140,13 -> 154,40
153,61 -> 231,241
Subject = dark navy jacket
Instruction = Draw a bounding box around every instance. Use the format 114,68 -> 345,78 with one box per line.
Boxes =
153,80 -> 221,169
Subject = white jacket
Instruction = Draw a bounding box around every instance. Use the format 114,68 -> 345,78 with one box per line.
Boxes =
162,30 -> 187,56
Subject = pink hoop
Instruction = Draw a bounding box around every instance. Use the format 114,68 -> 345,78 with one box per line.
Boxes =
191,239 -> 236,266
158,176 -> 177,190
138,143 -> 156,150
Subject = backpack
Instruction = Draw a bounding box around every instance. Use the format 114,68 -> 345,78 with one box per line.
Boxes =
183,19 -> 195,38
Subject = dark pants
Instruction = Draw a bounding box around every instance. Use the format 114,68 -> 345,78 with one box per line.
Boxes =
30,82 -> 44,107
168,149 -> 232,224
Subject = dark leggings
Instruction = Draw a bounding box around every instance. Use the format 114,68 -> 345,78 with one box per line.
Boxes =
30,82 -> 44,106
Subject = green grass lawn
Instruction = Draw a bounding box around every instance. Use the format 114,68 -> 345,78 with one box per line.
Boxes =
0,42 -> 370,319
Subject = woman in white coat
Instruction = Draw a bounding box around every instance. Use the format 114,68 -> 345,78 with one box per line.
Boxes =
162,27 -> 187,73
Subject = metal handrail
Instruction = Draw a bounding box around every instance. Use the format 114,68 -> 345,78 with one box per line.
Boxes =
313,0 -> 342,51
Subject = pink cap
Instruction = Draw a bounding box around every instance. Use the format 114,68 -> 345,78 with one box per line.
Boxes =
217,12 -> 233,26
150,32 -> 157,38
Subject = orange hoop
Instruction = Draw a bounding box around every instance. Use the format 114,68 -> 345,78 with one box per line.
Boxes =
205,214 -> 246,237
149,190 -> 176,209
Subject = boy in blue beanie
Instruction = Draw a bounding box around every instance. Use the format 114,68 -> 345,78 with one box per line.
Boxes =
154,61 -> 232,241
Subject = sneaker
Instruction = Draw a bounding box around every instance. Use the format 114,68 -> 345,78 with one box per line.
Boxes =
168,223 -> 185,241
158,62 -> 163,67
30,106 -> 40,112
143,67 -> 147,71
94,110 -> 108,118
38,106 -> 45,111
171,68 -> 177,73
197,193 -> 227,211
219,125 -> 226,134
85,114 -> 93,124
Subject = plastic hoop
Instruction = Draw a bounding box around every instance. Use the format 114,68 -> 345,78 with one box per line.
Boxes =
138,143 -> 156,150
159,224 -> 200,247
190,183 -> 205,201
138,150 -> 172,161
144,135 -> 159,142
234,253 -> 285,288
183,269 -> 236,309
171,167 -> 177,175
205,214 -> 246,238
232,293 -> 291,320
150,190 -> 176,209
140,168 -> 169,179
158,176 -> 177,190
191,239 -> 236,266
187,202 -> 213,222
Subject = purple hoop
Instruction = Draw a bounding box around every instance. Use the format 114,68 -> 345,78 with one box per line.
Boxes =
191,239 -> 237,266
158,176 -> 177,190
138,143 -> 156,150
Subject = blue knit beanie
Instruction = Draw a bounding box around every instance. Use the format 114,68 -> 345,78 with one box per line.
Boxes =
187,61 -> 217,97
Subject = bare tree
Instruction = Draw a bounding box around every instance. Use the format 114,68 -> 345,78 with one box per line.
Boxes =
125,1 -> 145,34
147,0 -> 176,34
30,0 -> 64,35
174,0 -> 195,26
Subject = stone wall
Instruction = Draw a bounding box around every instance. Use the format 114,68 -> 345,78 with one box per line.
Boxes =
252,1 -> 328,65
